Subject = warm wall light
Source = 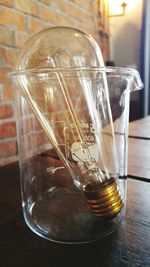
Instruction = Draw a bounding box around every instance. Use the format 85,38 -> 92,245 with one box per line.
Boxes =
108,1 -> 128,17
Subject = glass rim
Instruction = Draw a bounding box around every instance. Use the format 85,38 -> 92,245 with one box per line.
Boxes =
8,66 -> 141,78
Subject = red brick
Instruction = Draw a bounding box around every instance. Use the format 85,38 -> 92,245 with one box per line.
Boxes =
0,121 -> 16,138
39,0 -> 49,5
28,17 -> 48,34
38,5 -> 58,24
65,2 -> 83,21
0,140 -> 17,158
0,7 -> 26,31
82,12 -> 95,25
51,111 -> 66,122
57,15 -> 73,26
73,0 -> 92,12
0,0 -> 13,7
49,1 -> 67,13
0,67 -> 12,83
30,132 -> 46,148
75,22 -> 95,35
0,47 -> 18,66
14,0 -> 39,16
21,135 -> 30,151
92,1 -> 99,16
15,32 -> 29,48
1,155 -> 18,166
21,117 -> 33,135
0,27 -> 15,46
20,101 -> 33,116
0,104 -> 13,119
3,85 -> 15,101
0,88 -> 2,101
32,117 -> 42,131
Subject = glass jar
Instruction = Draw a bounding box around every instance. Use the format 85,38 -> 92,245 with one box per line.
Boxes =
9,67 -> 143,243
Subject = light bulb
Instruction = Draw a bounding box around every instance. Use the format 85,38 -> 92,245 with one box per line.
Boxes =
9,27 -> 123,218
70,142 -> 123,218
15,26 -> 105,70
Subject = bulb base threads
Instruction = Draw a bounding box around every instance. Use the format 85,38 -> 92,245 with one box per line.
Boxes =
84,177 -> 123,218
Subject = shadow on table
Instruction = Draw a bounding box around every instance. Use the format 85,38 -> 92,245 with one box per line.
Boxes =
0,212 -> 127,267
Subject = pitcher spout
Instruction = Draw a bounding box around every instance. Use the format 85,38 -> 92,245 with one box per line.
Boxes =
128,68 -> 144,92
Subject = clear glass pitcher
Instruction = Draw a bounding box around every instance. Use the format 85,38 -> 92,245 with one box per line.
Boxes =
9,67 -> 143,243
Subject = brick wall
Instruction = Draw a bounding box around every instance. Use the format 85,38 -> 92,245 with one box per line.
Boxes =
0,0 -> 110,166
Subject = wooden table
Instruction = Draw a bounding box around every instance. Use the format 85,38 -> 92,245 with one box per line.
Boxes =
129,116 -> 150,180
0,117 -> 150,267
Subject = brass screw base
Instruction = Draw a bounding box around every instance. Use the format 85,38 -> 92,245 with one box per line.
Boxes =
84,178 -> 123,218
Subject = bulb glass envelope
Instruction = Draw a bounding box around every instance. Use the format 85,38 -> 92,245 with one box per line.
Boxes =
15,26 -> 105,70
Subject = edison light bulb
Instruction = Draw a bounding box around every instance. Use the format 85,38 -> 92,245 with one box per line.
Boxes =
10,27 -> 123,218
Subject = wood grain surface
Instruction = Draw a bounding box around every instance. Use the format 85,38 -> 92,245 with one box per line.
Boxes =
0,117 -> 150,266
128,138 -> 150,180
0,162 -> 150,267
129,116 -> 150,139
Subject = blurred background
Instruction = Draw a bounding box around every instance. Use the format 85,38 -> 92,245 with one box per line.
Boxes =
0,0 -> 149,166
